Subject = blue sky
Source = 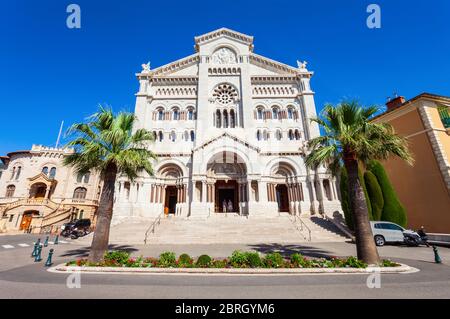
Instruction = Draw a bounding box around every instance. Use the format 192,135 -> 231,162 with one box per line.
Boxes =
1,0 -> 449,155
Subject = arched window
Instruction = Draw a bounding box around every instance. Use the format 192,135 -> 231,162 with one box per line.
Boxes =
170,131 -> 176,142
223,110 -> 229,128
256,130 -> 261,141
263,130 -> 268,141
172,108 -> 180,121
15,166 -> 21,180
83,171 -> 90,183
257,107 -> 264,120
152,131 -> 157,141
187,108 -> 194,120
10,167 -> 15,180
157,109 -> 164,121
216,110 -> 222,128
272,107 -> 279,120
230,110 -> 236,128
158,131 -> 163,142
41,167 -> 48,176
287,107 -> 294,119
288,129 -> 294,140
73,187 -> 87,199
276,129 -> 282,140
294,130 -> 301,140
184,131 -> 189,141
6,185 -> 15,198
49,167 -> 56,179
76,172 -> 83,183
124,182 -> 130,200
190,131 -> 195,142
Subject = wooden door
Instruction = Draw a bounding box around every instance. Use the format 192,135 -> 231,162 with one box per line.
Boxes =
19,214 -> 33,231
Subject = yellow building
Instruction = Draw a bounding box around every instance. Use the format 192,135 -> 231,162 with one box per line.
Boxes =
0,145 -> 101,234
372,93 -> 450,233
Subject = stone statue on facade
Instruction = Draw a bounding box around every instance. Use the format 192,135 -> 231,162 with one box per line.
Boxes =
212,47 -> 237,64
297,60 -> 308,70
141,61 -> 151,73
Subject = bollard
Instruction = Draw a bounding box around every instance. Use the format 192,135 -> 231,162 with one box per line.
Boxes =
432,246 -> 442,264
54,235 -> 59,245
45,249 -> 54,267
44,236 -> 49,247
31,242 -> 38,257
34,245 -> 42,262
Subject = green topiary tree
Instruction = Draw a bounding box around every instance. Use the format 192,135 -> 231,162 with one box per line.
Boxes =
367,160 -> 407,227
364,170 -> 384,221
359,166 -> 373,221
339,168 -> 354,230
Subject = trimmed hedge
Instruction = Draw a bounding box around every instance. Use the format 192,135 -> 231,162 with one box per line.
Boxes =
339,168 -> 353,231
364,170 -> 384,221
367,160 -> 407,227
359,166 -> 373,221
67,250 -> 401,268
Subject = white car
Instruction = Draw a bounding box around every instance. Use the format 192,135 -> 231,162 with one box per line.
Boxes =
370,221 -> 414,246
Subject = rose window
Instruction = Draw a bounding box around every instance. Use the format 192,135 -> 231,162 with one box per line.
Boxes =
213,84 -> 238,105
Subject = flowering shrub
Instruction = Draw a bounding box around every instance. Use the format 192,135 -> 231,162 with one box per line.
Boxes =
262,252 -> 285,268
380,259 -> 400,267
178,254 -> 194,268
158,252 -> 176,267
196,254 -> 212,267
104,251 -> 130,265
230,250 -> 261,268
66,250 -> 399,269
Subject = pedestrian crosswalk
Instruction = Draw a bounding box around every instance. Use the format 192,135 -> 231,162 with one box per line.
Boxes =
1,239 -> 72,250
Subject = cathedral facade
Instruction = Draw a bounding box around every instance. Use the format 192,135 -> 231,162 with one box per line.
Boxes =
113,28 -> 341,221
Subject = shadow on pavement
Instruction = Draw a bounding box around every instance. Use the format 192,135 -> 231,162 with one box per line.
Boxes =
248,243 -> 341,258
58,245 -> 139,258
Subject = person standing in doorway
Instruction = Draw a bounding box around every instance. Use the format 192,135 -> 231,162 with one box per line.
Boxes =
222,199 -> 227,213
227,199 -> 233,213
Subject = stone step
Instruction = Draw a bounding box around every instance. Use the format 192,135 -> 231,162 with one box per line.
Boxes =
75,215 -> 348,245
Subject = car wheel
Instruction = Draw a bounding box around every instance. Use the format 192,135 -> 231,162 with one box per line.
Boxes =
374,235 -> 385,246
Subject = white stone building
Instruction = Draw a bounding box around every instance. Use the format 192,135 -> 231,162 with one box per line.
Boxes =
113,28 -> 341,222
0,145 -> 102,233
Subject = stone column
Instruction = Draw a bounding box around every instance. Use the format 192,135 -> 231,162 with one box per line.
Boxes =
247,180 -> 253,202
202,181 -> 207,202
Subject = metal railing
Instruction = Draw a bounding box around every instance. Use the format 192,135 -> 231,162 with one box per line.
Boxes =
144,212 -> 164,244
290,214 -> 312,241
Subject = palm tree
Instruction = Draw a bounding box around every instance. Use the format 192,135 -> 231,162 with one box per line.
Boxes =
64,106 -> 156,262
305,101 -> 412,264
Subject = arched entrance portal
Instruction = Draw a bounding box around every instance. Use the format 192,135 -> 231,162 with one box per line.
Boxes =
29,183 -> 47,199
267,161 -> 303,214
206,151 -> 247,214
155,163 -> 186,215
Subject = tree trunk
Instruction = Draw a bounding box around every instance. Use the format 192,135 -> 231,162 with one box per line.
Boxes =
88,164 -> 117,263
344,154 -> 380,265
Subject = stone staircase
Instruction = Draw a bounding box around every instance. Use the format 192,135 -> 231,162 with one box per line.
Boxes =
77,214 -> 349,245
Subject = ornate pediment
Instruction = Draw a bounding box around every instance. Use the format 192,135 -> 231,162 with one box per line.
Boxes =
137,54 -> 200,77
27,172 -> 57,186
193,132 -> 260,153
249,53 -> 313,77
194,28 -> 254,51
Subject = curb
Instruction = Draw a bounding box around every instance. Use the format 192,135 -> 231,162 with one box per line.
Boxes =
48,263 -> 416,275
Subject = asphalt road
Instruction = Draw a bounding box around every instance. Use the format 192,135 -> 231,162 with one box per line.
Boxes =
0,234 -> 449,298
